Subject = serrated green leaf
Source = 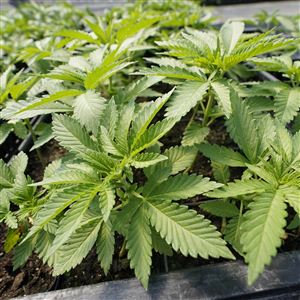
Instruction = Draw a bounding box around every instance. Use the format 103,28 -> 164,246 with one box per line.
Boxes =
96,219 -> 114,275
182,123 -> 209,146
46,191 -> 96,259
0,123 -> 13,144
144,174 -> 222,200
13,237 -> 35,270
127,201 -> 152,289
207,179 -> 269,198
131,152 -> 168,168
52,114 -> 97,153
99,183 -> 115,222
241,190 -> 287,285
200,200 -> 239,217
211,81 -> 231,118
220,21 -> 244,55
199,143 -> 248,167
147,200 -> 234,259
274,87 -> 300,125
166,81 -> 209,118
73,91 -> 106,134
53,217 -> 101,275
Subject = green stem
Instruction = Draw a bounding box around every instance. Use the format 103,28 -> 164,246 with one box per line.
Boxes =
203,89 -> 214,126
25,119 -> 45,167
221,217 -> 227,234
119,239 -> 127,258
235,200 -> 244,241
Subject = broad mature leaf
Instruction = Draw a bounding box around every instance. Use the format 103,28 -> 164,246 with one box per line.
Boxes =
165,81 -> 209,118
220,21 -> 244,55
241,190 -> 287,284
207,179 -> 269,198
199,143 -> 248,167
211,81 -> 231,118
45,191 -> 96,258
52,114 -> 96,153
200,200 -> 239,217
131,152 -> 168,168
274,87 -> 300,125
147,200 -> 234,259
99,183 -> 115,222
144,174 -> 222,200
53,217 -> 102,275
127,202 -> 152,289
73,91 -> 107,134
182,123 -> 209,146
96,219 -> 115,275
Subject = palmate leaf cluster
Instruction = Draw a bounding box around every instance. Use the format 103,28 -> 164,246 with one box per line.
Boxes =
0,0 -> 299,291
13,91 -> 232,288
200,93 -> 300,284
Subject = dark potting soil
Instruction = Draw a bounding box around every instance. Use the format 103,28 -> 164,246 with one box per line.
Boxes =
1,115 -> 300,299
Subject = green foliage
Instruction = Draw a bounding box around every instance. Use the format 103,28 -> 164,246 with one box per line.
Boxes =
0,0 -> 299,291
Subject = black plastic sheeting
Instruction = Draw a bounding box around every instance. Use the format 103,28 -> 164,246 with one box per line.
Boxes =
15,251 -> 300,300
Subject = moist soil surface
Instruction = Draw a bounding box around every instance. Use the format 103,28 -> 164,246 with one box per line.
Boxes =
1,117 -> 299,299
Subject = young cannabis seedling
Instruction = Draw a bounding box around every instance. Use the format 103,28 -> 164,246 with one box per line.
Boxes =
199,93 -> 300,284
14,91 -> 234,288
139,21 -> 294,127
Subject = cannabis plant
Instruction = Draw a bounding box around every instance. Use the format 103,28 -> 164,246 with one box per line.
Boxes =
199,93 -> 300,284
139,21 -> 294,126
14,91 -> 234,288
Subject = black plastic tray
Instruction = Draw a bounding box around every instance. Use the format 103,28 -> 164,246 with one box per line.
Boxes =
14,251 -> 300,300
